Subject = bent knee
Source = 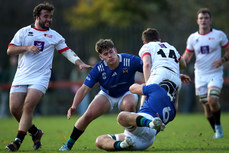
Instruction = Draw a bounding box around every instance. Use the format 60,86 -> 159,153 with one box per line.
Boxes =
117,111 -> 128,123
121,102 -> 136,112
95,135 -> 107,149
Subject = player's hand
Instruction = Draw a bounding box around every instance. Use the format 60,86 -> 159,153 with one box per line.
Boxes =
78,63 -> 93,70
180,74 -> 191,85
67,107 -> 76,120
75,60 -> 93,70
27,45 -> 40,55
212,59 -> 223,68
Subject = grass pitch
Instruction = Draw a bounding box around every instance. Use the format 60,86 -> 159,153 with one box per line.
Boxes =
0,113 -> 229,153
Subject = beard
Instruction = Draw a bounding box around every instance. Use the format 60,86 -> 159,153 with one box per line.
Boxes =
38,19 -> 51,30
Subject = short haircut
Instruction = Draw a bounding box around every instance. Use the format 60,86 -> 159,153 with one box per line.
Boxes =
142,28 -> 160,43
197,8 -> 211,18
95,39 -> 114,54
33,2 -> 55,19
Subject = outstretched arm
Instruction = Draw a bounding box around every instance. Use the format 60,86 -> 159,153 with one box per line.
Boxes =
61,49 -> 92,70
67,84 -> 91,119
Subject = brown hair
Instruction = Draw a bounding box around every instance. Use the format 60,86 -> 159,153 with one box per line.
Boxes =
95,39 -> 114,54
197,8 -> 211,18
142,28 -> 160,43
33,2 -> 54,19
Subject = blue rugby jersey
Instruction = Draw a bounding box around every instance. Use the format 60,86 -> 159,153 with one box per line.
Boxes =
84,53 -> 143,97
138,84 -> 176,125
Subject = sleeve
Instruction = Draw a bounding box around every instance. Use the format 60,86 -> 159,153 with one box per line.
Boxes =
53,31 -> 69,52
9,28 -> 25,47
139,44 -> 151,59
132,55 -> 143,73
186,35 -> 194,52
219,31 -> 229,48
83,67 -> 99,88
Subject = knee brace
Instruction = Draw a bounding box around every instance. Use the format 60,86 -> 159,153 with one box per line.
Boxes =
199,95 -> 208,104
208,88 -> 221,99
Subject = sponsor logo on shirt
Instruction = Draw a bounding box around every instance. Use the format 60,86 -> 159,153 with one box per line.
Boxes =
200,45 -> 209,54
34,41 -> 45,51
44,34 -> 53,38
208,37 -> 215,40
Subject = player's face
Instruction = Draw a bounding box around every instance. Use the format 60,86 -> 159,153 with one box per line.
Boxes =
37,10 -> 53,30
99,48 -> 118,65
197,13 -> 211,30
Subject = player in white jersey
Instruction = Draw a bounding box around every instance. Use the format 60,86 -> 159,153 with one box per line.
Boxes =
5,2 -> 91,152
182,8 -> 229,139
138,28 -> 186,107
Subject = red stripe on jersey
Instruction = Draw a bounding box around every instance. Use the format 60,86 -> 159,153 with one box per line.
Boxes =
142,52 -> 151,58
32,27 -> 48,31
8,44 -> 15,48
185,48 -> 194,52
222,42 -> 229,48
58,47 -> 70,53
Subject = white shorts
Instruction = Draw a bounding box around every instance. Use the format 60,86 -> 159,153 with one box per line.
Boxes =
147,67 -> 181,91
96,90 -> 138,111
124,113 -> 157,150
10,84 -> 47,94
195,71 -> 223,95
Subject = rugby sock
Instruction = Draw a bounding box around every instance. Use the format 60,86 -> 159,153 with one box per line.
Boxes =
114,141 -> 122,150
212,109 -> 221,125
67,127 -> 84,149
28,124 -> 38,135
136,115 -> 151,127
14,130 -> 26,148
207,116 -> 215,132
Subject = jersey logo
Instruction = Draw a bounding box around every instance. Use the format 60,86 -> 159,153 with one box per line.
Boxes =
112,72 -> 117,77
34,41 -> 45,51
102,72 -> 107,79
123,58 -> 130,67
123,68 -> 128,74
200,45 -> 209,54
208,37 -> 215,40
97,64 -> 105,72
28,32 -> 33,36
44,34 -> 53,38
158,43 -> 167,48
86,76 -> 91,81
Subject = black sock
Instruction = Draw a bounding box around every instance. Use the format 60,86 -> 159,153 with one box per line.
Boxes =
28,124 -> 38,135
16,130 -> 27,143
114,141 -> 122,150
212,109 -> 221,125
67,127 -> 84,149
136,115 -> 151,127
207,116 -> 215,132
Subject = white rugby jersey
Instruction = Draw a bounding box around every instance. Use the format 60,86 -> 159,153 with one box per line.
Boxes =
9,25 -> 69,88
186,28 -> 229,74
139,41 -> 181,75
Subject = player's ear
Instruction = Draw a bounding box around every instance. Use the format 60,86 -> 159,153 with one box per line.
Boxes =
99,54 -> 103,60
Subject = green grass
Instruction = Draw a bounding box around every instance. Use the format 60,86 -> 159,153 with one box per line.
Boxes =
0,113 -> 229,153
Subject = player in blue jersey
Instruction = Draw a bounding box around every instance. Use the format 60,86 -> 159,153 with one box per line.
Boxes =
59,39 -> 143,151
95,75 -> 191,151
